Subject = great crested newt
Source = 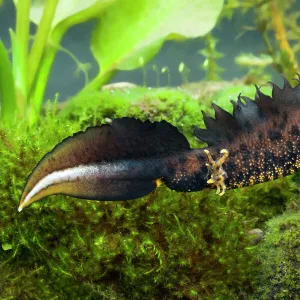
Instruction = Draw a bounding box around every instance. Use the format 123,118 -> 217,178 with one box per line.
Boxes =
18,76 -> 300,211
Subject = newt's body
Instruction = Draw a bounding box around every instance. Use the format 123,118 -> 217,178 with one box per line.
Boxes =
18,77 -> 300,211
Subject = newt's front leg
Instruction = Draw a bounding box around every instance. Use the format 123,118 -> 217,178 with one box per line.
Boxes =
204,149 -> 229,196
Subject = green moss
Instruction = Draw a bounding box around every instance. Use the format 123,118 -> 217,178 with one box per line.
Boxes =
0,84 -> 298,299
59,87 -> 208,147
253,193 -> 300,299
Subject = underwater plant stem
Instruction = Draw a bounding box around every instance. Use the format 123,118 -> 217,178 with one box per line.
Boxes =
270,0 -> 298,70
205,34 -> 215,80
0,40 -> 17,123
262,32 -> 273,56
28,31 -> 64,125
27,0 -> 59,94
75,70 -> 116,96
28,1 -> 114,125
14,0 -> 31,115
0,128 -> 12,149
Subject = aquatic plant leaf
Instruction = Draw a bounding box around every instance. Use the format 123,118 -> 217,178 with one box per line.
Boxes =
91,0 -> 224,75
235,53 -> 273,67
2,243 -> 12,251
14,0 -> 116,29
0,40 -> 17,123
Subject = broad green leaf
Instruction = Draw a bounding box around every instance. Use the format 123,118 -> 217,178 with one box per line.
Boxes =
91,0 -> 224,75
0,40 -> 17,123
14,0 -> 116,28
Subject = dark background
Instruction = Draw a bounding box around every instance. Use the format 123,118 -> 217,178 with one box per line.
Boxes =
0,0 -> 291,101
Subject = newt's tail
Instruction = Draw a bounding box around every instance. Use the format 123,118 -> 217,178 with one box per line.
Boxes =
18,118 -> 191,211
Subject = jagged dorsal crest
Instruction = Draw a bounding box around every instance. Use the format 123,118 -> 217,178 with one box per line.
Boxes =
194,76 -> 300,147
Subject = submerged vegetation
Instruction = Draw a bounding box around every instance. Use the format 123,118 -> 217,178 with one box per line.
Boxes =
0,85 -> 298,299
0,0 -> 223,125
0,0 -> 300,298
254,203 -> 300,299
221,0 -> 299,82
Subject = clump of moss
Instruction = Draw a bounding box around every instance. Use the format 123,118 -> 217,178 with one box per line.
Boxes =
253,190 -> 300,299
58,87 -> 209,146
0,85 -> 298,299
